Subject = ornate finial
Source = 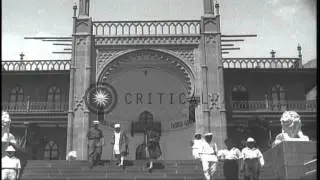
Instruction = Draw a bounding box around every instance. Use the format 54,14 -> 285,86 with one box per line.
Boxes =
78,0 -> 89,17
270,50 -> 276,58
215,1 -> 220,15
203,0 -> 214,15
20,52 -> 25,60
73,3 -> 78,17
297,44 -> 302,58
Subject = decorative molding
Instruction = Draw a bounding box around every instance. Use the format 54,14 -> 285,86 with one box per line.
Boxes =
168,48 -> 195,64
95,36 -> 201,46
76,36 -> 87,46
205,34 -> 217,44
96,49 -> 124,71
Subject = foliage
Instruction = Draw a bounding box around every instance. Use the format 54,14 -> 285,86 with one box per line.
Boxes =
15,136 -> 27,153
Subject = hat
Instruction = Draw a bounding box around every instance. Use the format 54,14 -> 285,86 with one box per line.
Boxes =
247,137 -> 255,142
204,132 -> 213,137
5,146 -> 15,152
114,124 -> 120,128
93,120 -> 100,125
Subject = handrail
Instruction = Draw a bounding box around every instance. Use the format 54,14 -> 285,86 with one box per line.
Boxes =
2,60 -> 71,72
1,100 -> 68,113
92,20 -> 201,36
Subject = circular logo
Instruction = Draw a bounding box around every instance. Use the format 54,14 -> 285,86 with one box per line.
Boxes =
84,83 -> 117,114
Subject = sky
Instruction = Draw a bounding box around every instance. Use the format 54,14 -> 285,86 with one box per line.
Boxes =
2,0 -> 317,63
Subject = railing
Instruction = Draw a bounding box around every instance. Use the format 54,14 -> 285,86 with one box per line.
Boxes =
231,100 -> 317,112
93,20 -> 201,36
222,58 -> 301,69
1,60 -> 71,72
1,100 -> 68,113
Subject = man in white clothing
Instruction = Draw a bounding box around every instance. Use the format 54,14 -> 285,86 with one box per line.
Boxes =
111,124 -> 128,167
240,137 -> 264,180
2,146 -> 21,180
190,132 -> 203,160
200,133 -> 218,180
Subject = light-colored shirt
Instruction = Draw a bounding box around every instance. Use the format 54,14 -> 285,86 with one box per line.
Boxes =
218,147 -> 242,160
1,156 -> 21,169
192,139 -> 203,149
241,147 -> 265,167
201,140 -> 217,155
1,133 -> 16,144
113,132 -> 121,154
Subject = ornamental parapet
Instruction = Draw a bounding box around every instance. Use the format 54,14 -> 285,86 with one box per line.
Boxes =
1,99 -> 68,113
222,58 -> 301,69
93,20 -> 201,36
1,60 -> 71,72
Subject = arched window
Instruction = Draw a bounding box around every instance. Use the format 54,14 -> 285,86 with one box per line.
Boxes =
139,111 -> 154,124
47,86 -> 61,111
232,85 -> 249,109
9,86 -> 24,110
44,140 -> 59,160
271,84 -> 286,110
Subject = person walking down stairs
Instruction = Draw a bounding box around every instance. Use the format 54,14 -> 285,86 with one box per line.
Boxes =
87,120 -> 104,169
1,146 -> 21,180
145,129 -> 162,173
190,132 -> 203,160
240,137 -> 265,180
200,133 -> 218,180
111,123 -> 128,167
218,138 -> 242,180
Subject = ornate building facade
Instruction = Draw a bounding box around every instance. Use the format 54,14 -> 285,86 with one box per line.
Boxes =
1,0 -> 317,160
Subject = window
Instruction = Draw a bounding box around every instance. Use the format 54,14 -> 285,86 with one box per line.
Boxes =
47,86 -> 62,111
9,86 -> 24,110
232,85 -> 249,109
44,140 -> 59,160
270,84 -> 286,110
139,111 -> 154,123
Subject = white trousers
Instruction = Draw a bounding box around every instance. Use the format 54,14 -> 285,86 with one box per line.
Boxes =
192,149 -> 201,160
201,154 -> 218,180
1,169 -> 17,180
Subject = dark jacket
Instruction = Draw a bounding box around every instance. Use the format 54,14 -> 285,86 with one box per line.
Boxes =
147,130 -> 162,159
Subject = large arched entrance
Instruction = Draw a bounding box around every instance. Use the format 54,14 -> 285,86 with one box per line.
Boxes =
97,49 -> 196,160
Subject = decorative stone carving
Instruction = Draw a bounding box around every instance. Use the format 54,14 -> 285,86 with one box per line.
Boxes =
96,49 -> 124,71
208,92 -> 221,110
205,34 -> 216,44
76,36 -> 87,46
272,111 -> 309,147
73,96 -> 85,111
168,48 -> 195,64
95,36 -> 201,46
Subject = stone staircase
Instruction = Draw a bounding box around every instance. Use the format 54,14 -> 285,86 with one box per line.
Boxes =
20,160 -> 276,180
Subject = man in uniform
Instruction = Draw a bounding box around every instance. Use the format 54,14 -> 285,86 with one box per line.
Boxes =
1,145 -> 21,180
240,137 -> 264,180
87,120 -> 104,169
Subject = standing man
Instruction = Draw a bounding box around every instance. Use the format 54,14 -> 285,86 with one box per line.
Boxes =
111,124 -> 128,167
200,133 -> 218,180
240,137 -> 265,180
1,146 -> 21,180
87,120 -> 104,169
146,128 -> 162,173
190,132 -> 203,160
218,138 -> 242,180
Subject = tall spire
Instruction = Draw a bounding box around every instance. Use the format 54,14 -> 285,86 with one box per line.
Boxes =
203,0 -> 214,15
79,0 -> 90,17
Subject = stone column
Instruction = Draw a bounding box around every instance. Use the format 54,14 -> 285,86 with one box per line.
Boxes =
66,0 -> 94,160
199,5 -> 227,149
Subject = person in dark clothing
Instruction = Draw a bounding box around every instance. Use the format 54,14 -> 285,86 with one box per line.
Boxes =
87,120 -> 104,169
218,138 -> 242,180
146,129 -> 161,172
